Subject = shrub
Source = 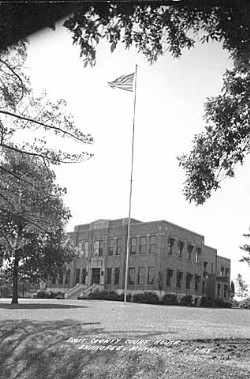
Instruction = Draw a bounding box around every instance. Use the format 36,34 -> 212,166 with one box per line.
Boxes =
133,292 -> 160,304
33,290 -> 64,299
200,297 -> 215,307
88,290 -> 123,301
179,295 -> 193,306
162,293 -> 178,305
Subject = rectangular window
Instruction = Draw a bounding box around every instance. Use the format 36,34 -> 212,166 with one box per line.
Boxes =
187,245 -> 193,260
223,284 -> 228,298
84,242 -> 89,257
195,247 -> 201,263
108,239 -> 114,255
195,275 -> 201,290
220,266 -> 224,276
82,269 -> 87,284
99,240 -> 104,256
51,276 -> 56,285
178,240 -> 184,257
217,283 -> 221,297
114,268 -> 120,285
203,261 -> 208,277
148,267 -> 155,285
139,236 -> 147,254
211,263 -> 214,274
149,235 -> 156,254
225,268 -> 230,277
128,267 -> 135,284
166,269 -> 173,287
130,237 -> 137,254
186,273 -> 193,289
138,267 -> 145,285
176,272 -> 183,288
202,280 -> 206,295
116,238 -> 122,255
106,268 -> 112,284
75,269 -> 80,285
168,238 -> 175,255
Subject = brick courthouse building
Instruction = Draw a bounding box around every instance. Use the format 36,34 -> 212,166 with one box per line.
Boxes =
49,218 -> 231,302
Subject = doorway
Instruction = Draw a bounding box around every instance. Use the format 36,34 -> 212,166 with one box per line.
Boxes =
92,268 -> 100,284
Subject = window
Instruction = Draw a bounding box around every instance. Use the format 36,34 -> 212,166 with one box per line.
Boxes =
84,242 -> 89,257
139,236 -> 147,254
114,268 -> 120,285
166,269 -> 173,287
220,266 -> 224,276
149,235 -> 156,254
65,269 -> 70,285
202,280 -> 206,295
82,269 -> 87,284
178,240 -> 184,257
75,269 -> 80,285
147,267 -> 155,284
217,283 -> 221,297
51,276 -> 56,284
211,263 -> 214,274
106,268 -> 112,284
108,239 -> 114,255
138,267 -> 145,285
168,238 -> 175,255
195,275 -> 200,290
223,285 -> 228,298
195,247 -> 201,263
99,240 -> 104,256
128,268 -> 135,284
116,238 -> 122,255
203,261 -> 208,277
130,237 -> 137,254
225,268 -> 230,277
176,272 -> 183,288
187,245 -> 193,260
186,273 -> 193,289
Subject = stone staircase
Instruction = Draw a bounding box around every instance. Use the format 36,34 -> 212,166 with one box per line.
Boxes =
65,283 -> 104,300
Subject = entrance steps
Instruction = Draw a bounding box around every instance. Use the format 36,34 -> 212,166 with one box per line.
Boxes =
65,283 -> 104,300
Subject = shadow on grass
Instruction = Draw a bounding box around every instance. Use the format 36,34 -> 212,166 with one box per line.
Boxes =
0,303 -> 88,309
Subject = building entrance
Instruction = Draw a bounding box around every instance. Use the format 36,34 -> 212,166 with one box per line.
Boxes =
92,268 -> 100,284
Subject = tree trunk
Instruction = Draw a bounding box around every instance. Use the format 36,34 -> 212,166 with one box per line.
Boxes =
12,253 -> 19,304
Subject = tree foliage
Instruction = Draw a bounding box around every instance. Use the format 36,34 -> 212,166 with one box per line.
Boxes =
235,273 -> 248,298
240,231 -> 250,267
63,2 -> 250,203
0,149 -> 77,303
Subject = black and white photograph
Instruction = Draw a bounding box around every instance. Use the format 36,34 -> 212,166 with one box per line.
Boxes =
0,1 -> 250,378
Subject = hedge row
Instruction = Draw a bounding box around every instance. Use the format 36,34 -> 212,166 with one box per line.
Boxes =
33,290 -> 65,299
85,291 -> 231,308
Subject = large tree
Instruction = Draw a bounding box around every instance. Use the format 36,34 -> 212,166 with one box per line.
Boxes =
61,2 -> 250,203
0,148 -> 77,304
0,41 -> 93,212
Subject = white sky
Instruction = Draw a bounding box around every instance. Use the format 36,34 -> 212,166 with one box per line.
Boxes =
26,21 -> 250,288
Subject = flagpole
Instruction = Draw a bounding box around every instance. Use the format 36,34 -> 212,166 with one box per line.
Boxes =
124,65 -> 138,305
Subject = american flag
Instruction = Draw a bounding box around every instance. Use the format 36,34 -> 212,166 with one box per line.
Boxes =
108,73 -> 134,92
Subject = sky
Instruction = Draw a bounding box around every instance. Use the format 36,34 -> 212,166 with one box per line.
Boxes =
25,19 -> 250,289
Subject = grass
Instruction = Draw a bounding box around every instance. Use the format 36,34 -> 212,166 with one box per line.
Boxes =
0,299 -> 250,378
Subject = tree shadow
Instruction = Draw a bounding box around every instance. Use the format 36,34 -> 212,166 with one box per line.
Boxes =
0,303 -> 88,309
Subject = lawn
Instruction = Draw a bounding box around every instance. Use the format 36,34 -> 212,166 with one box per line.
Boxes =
0,299 -> 250,378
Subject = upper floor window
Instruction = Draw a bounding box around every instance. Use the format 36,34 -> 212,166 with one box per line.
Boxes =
149,235 -> 156,254
187,245 -> 193,260
116,238 -> 122,255
108,239 -> 114,255
168,238 -> 175,255
139,236 -> 147,254
99,240 -> 104,256
220,266 -> 224,276
225,268 -> 230,277
195,275 -> 201,290
195,247 -> 202,263
178,240 -> 184,257
130,237 -> 137,254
